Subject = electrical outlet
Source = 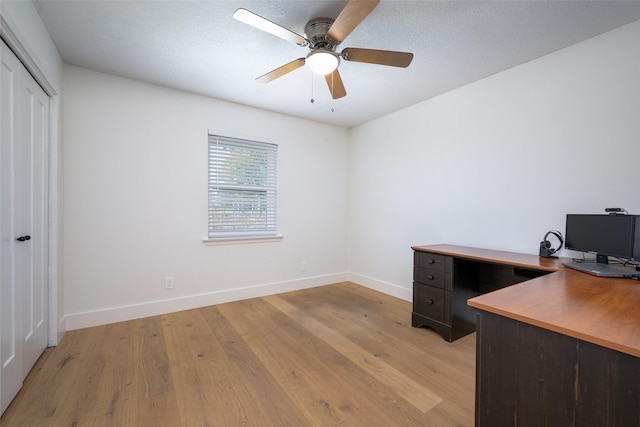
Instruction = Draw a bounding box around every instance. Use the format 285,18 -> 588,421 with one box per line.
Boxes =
165,276 -> 174,290
301,261 -> 308,272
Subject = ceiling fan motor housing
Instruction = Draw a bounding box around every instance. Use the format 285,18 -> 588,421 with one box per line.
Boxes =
305,18 -> 337,50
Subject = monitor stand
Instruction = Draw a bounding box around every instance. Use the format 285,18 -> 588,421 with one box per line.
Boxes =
563,254 -> 635,278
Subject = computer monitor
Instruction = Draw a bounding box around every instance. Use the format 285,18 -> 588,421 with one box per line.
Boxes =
565,214 -> 636,264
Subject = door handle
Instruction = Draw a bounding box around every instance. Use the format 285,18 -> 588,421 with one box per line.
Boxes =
16,235 -> 31,242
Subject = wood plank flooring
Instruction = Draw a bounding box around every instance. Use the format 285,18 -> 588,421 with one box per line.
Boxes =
1,282 -> 476,426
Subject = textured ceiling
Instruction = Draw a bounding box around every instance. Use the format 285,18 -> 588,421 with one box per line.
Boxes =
34,0 -> 640,128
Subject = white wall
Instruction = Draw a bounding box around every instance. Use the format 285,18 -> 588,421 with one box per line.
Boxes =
1,0 -> 64,343
348,20 -> 640,300
63,66 -> 349,328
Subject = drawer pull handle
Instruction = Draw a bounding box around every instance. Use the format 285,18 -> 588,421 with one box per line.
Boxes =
428,275 -> 435,280
426,299 -> 434,305
428,259 -> 435,264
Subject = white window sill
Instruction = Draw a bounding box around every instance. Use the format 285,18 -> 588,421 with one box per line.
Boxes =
203,235 -> 284,246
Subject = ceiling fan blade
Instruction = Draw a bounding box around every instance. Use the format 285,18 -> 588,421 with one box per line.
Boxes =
233,8 -> 308,46
341,48 -> 413,67
256,58 -> 306,83
324,69 -> 347,99
327,0 -> 379,44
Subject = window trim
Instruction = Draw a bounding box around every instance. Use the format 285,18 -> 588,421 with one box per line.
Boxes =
202,234 -> 284,246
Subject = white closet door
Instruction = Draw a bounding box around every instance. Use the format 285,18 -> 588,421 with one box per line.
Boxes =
0,40 -> 49,415
19,57 -> 49,378
1,36 -> 24,417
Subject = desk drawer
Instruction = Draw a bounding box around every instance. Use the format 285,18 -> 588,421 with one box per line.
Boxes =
413,282 -> 446,323
414,267 -> 447,288
414,251 -> 447,271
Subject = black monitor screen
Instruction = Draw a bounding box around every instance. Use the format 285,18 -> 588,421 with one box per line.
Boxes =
565,214 -> 635,260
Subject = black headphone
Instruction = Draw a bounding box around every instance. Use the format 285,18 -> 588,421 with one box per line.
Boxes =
539,230 -> 563,258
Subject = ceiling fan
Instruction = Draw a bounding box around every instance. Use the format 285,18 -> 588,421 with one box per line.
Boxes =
233,0 -> 413,99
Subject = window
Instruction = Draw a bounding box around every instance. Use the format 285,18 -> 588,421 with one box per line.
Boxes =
207,134 -> 278,240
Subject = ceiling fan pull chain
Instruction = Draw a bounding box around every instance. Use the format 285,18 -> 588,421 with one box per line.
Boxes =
310,73 -> 315,103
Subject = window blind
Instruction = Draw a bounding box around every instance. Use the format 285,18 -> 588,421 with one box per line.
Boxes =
208,135 -> 278,238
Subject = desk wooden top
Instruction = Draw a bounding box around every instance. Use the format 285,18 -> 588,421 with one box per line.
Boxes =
412,244 -> 572,271
413,244 -> 640,358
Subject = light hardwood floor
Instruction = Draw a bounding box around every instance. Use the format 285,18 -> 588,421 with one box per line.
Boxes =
1,282 -> 476,426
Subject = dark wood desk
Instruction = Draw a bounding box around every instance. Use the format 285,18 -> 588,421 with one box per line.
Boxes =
413,244 -> 640,426
411,244 -> 568,342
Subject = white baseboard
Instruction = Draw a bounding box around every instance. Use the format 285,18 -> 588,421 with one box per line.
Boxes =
348,272 -> 412,302
64,273 -> 349,331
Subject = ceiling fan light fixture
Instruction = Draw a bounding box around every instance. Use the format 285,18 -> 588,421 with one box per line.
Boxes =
306,50 -> 339,75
